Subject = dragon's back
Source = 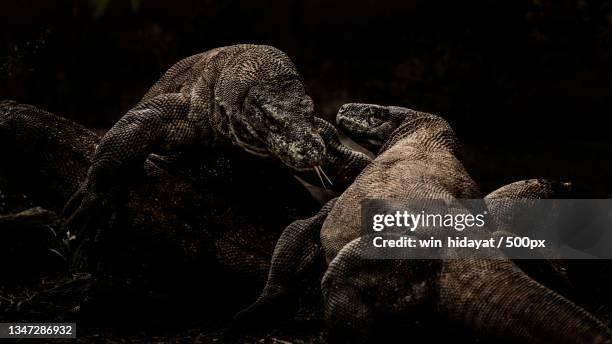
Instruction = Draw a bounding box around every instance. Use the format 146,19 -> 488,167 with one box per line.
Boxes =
320,114 -> 480,262
139,44 -> 297,105
139,45 -> 246,102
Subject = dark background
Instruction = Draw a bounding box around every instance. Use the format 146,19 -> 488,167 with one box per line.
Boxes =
1,0 -> 611,193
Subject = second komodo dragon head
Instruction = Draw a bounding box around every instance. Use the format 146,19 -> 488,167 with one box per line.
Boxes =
336,102 -> 419,153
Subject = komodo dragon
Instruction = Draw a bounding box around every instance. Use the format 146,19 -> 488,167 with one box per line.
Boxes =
0,101 -> 343,319
239,104 -> 611,343
63,45 -> 371,263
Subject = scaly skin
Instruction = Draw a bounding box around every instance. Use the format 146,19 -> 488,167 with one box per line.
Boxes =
486,178 -> 572,201
234,198 -> 336,323
336,102 -> 426,153
485,178 -> 573,238
484,179 -> 576,299
338,105 -> 575,291
0,102 -> 325,317
243,105 -> 611,343
62,45 -> 371,267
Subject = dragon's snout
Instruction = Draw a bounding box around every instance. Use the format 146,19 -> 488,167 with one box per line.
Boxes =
274,132 -> 326,171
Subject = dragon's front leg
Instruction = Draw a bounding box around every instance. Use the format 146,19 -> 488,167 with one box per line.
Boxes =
234,198 -> 337,326
63,93 -> 196,271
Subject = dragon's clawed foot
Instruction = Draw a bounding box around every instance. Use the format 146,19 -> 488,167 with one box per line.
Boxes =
62,182 -> 117,271
233,284 -> 297,328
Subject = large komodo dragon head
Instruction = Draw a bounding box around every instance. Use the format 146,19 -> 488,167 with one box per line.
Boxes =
214,45 -> 326,172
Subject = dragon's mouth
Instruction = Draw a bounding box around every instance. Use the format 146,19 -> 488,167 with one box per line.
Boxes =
277,151 -> 325,173
229,119 -> 325,171
235,138 -> 270,157
338,118 -> 384,147
289,164 -> 319,172
338,115 -> 377,136
240,144 -> 271,157
228,115 -> 271,157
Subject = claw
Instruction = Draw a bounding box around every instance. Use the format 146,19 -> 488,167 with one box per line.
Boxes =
233,284 -> 296,329
62,190 -> 115,272
62,185 -> 87,219
44,225 -> 57,238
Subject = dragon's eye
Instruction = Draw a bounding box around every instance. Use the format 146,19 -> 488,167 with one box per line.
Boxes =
366,107 -> 386,126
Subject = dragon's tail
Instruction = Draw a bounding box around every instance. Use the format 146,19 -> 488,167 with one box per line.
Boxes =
438,259 -> 611,343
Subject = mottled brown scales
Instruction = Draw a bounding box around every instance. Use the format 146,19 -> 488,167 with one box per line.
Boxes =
243,104 -> 611,343
61,45 -> 370,264
0,102 -> 323,308
321,113 -> 478,262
